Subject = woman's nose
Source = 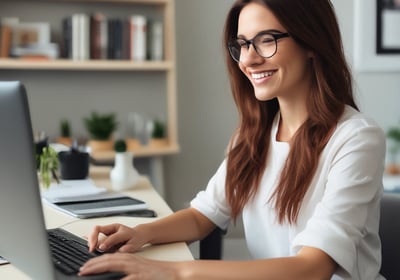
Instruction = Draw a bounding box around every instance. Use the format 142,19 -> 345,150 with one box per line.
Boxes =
240,44 -> 264,66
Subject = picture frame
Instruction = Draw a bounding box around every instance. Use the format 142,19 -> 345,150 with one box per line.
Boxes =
354,0 -> 400,72
376,0 -> 400,54
11,22 -> 50,48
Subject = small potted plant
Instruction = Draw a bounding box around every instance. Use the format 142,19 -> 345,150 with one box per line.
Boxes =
39,146 -> 60,189
83,111 -> 118,151
386,126 -> 400,175
149,118 -> 168,147
110,139 -> 140,191
57,119 -> 72,147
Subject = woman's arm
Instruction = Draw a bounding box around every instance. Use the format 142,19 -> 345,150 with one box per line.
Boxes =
80,246 -> 336,280
87,207 -> 216,253
141,207 -> 217,245
176,247 -> 336,280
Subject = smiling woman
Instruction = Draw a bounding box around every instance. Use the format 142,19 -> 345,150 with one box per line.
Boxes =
78,1 -> 386,279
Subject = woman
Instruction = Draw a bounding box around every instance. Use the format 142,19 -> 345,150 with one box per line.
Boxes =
79,0 -> 386,279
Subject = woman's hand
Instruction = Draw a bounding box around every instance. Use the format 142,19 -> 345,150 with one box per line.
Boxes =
79,253 -> 178,280
87,223 -> 149,253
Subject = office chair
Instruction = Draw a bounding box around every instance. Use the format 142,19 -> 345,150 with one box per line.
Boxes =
199,227 -> 224,259
379,192 -> 400,279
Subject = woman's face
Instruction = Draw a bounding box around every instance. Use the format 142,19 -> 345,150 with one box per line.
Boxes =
237,2 -> 312,103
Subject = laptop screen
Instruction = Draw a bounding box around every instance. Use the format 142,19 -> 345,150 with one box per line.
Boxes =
0,81 -> 56,279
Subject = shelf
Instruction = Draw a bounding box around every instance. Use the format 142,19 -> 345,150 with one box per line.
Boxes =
90,143 -> 180,162
0,58 -> 174,71
0,0 -> 178,159
49,0 -> 170,5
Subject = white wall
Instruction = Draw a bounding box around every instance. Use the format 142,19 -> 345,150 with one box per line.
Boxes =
332,0 -> 400,130
165,0 -> 236,213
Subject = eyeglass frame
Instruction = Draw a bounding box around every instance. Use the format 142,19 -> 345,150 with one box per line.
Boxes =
228,31 -> 290,62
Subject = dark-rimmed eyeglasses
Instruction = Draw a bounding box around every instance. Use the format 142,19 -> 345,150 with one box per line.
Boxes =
228,32 -> 290,62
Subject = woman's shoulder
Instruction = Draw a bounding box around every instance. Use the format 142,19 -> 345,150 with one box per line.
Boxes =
338,105 -> 383,132
333,105 -> 385,146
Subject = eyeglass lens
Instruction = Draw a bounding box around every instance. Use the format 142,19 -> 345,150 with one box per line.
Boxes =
229,33 -> 278,62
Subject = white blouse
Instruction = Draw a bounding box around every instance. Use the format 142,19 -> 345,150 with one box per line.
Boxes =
191,106 -> 386,280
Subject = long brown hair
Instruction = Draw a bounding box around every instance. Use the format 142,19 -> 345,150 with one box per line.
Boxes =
224,0 -> 357,224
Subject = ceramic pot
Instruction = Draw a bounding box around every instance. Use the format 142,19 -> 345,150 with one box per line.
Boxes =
58,150 -> 89,180
110,152 -> 140,191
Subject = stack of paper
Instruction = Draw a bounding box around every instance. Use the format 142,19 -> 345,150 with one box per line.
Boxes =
41,179 -> 150,218
41,179 -> 107,203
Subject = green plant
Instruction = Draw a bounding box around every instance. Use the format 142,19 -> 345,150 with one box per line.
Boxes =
387,127 -> 400,154
152,119 -> 165,139
39,146 -> 59,188
83,111 -> 118,140
60,119 -> 71,137
114,139 -> 127,152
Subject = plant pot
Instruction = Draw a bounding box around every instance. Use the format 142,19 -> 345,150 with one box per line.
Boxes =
56,137 -> 72,147
149,138 -> 168,147
88,139 -> 113,152
58,150 -> 90,180
110,152 -> 140,191
386,163 -> 400,175
126,138 -> 142,151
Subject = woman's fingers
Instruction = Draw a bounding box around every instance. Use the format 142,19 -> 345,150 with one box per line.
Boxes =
88,224 -> 118,252
79,253 -> 176,280
88,223 -> 141,253
79,253 -> 137,275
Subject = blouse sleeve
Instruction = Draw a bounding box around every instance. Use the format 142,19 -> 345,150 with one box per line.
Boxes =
190,159 -> 231,230
291,120 -> 386,278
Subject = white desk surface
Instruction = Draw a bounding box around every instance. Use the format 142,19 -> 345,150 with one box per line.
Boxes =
0,166 -> 193,279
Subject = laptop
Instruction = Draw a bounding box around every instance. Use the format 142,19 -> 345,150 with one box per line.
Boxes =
0,81 -> 123,279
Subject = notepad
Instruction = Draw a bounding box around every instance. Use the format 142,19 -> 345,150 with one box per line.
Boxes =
41,179 -> 149,218
43,192 -> 149,218
41,179 -> 107,203
0,256 -> 9,265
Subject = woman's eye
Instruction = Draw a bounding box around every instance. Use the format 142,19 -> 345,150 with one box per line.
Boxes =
237,40 -> 247,48
260,36 -> 274,44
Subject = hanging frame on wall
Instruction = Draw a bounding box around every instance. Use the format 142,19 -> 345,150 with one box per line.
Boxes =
354,0 -> 400,72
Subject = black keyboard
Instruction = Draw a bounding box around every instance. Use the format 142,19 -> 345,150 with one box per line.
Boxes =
47,228 -> 98,275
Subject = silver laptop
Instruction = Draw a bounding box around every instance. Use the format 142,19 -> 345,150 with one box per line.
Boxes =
0,81 -> 122,279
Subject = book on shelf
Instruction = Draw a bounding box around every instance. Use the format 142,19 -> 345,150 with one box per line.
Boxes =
61,14 -> 90,60
130,15 -> 147,61
10,43 -> 59,59
62,17 -> 72,58
148,21 -> 163,61
0,25 -> 11,58
108,18 -> 124,60
71,13 -> 90,60
0,18 -> 18,58
60,13 -> 164,62
90,12 -> 108,59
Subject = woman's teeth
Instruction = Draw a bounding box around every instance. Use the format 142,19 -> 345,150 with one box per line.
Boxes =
252,71 -> 274,79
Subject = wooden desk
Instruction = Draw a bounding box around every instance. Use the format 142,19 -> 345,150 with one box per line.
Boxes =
0,166 -> 193,279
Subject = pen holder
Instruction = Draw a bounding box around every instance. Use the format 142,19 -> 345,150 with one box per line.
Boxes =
58,149 -> 89,180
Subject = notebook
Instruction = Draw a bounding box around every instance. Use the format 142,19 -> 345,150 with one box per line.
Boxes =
42,179 -> 151,218
0,81 -> 122,279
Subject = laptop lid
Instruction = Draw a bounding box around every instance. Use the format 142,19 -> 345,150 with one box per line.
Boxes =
0,81 -> 125,280
0,81 -> 58,280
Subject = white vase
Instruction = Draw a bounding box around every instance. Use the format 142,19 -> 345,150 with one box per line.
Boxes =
110,152 -> 140,191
